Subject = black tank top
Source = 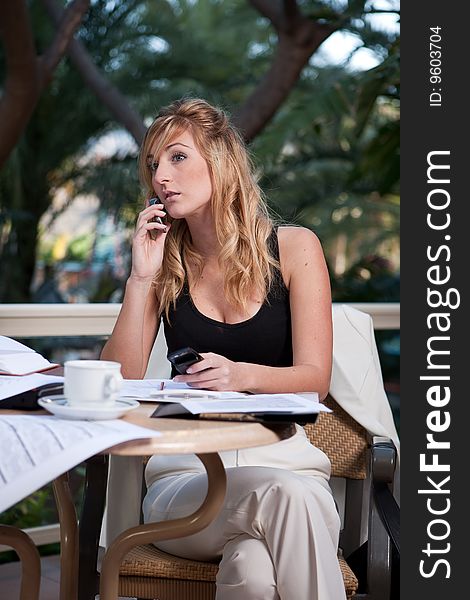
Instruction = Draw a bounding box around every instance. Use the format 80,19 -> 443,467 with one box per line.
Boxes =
163,229 -> 293,376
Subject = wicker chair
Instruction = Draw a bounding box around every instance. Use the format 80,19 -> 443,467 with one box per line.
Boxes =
116,395 -> 398,600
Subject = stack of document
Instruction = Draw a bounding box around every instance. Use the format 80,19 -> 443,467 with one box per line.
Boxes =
0,372 -> 64,402
0,336 -> 58,376
175,394 -> 329,416
0,414 -> 160,513
121,379 -> 330,417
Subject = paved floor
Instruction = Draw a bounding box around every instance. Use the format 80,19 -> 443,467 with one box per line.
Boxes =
0,555 -> 136,599
0,554 -> 60,599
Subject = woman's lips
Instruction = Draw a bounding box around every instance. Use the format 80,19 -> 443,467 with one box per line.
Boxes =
164,192 -> 180,201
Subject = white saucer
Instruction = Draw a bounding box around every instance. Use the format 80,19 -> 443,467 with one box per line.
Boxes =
38,396 -> 140,421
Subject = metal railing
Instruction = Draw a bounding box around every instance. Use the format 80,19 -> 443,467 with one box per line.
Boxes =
0,301 -> 400,551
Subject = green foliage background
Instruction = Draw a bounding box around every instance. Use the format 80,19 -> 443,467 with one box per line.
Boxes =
0,0 -> 399,303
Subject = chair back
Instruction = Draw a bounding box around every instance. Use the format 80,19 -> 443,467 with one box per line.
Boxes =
305,395 -> 368,480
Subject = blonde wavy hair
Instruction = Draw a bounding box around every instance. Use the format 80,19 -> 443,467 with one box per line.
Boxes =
138,98 -> 279,319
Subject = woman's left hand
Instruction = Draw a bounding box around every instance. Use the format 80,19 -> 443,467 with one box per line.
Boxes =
173,353 -> 245,392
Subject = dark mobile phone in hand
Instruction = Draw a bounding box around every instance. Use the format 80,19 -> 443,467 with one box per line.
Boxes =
167,347 -> 203,374
148,197 -> 165,239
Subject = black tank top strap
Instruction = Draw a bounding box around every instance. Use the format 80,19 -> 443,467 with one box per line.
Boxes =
267,225 -> 280,261
267,226 -> 289,296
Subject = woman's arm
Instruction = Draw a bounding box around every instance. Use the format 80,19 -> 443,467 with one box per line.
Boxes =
100,278 -> 159,379
101,201 -> 168,378
175,227 -> 333,398
241,226 -> 332,397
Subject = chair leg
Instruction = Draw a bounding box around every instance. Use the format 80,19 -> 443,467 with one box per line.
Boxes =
78,454 -> 109,600
0,525 -> 41,600
53,473 -> 79,600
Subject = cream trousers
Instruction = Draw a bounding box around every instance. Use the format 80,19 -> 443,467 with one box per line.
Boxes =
143,466 -> 347,600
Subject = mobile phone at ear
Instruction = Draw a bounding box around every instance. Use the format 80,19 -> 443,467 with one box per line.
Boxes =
148,197 -> 165,239
167,347 -> 203,374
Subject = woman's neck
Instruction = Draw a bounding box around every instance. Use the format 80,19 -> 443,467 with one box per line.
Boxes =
185,215 -> 220,259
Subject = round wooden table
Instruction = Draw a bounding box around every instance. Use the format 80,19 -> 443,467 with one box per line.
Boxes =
45,402 -> 294,600
113,401 -> 295,454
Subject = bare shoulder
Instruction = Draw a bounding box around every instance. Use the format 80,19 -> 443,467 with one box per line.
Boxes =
278,227 -> 330,298
276,226 -> 327,288
277,225 -> 325,265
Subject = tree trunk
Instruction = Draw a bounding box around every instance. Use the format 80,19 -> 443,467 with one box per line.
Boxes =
0,0 -> 89,169
0,216 -> 42,303
0,182 -> 46,302
234,29 -> 333,140
41,0 -> 147,145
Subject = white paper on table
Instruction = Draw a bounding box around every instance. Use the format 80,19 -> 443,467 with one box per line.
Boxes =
121,379 -> 248,401
0,336 -> 38,353
120,379 -> 165,399
0,415 -> 160,514
179,393 -> 331,415
0,336 -> 59,375
0,373 -> 65,401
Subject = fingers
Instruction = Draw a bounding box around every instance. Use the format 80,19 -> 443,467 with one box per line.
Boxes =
136,203 -> 166,228
185,373 -> 224,389
134,221 -> 167,242
134,203 -> 168,241
185,355 -> 212,374
173,366 -> 233,391
141,202 -> 166,217
173,363 -> 216,383
146,222 -> 169,240
173,355 -> 231,389
173,370 -> 214,385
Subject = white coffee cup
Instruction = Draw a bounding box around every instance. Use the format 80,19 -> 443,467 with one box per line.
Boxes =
64,360 -> 123,406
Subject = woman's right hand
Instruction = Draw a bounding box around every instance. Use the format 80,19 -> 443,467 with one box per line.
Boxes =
129,201 -> 169,282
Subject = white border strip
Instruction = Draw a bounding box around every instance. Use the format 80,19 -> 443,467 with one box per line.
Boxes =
0,302 -> 400,336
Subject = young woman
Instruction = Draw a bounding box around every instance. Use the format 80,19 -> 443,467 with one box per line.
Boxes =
101,98 -> 346,599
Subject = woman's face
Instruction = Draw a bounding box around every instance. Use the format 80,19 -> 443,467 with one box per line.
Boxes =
147,129 -> 213,220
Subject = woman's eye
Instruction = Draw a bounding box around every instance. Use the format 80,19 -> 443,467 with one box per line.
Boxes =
148,161 -> 158,172
171,152 -> 186,162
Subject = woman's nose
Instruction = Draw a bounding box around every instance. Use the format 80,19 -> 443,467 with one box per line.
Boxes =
154,163 -> 170,184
